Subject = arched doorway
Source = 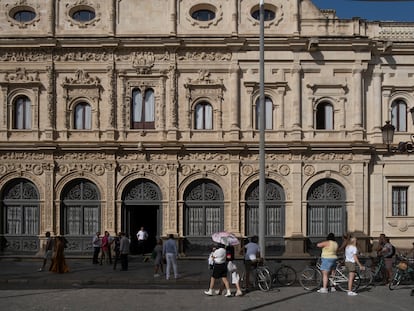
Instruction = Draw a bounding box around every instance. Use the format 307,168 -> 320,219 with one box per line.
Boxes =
245,179 -> 285,255
122,179 -> 161,255
306,178 -> 346,253
1,178 -> 39,253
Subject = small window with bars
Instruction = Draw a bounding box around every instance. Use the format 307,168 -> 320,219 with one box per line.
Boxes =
392,186 -> 408,216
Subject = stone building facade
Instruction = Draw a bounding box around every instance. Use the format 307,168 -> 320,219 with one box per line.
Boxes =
0,0 -> 413,256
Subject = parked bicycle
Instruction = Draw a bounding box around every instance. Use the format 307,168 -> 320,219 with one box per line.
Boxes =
299,258 -> 360,292
389,254 -> 414,290
240,261 -> 273,292
356,255 -> 386,290
271,260 -> 297,287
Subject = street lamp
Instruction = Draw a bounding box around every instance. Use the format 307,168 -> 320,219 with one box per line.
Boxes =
381,121 -> 395,151
381,121 -> 414,153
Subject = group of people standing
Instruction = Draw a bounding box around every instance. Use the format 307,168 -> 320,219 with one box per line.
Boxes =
38,231 -> 69,274
92,231 -> 130,271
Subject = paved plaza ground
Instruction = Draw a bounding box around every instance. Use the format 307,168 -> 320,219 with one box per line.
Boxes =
0,256 -> 412,310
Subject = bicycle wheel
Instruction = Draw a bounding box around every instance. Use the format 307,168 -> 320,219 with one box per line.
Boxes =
276,265 -> 297,286
389,270 -> 402,290
334,267 -> 360,292
356,268 -> 373,290
257,267 -> 272,292
239,272 -> 247,291
299,267 -> 322,291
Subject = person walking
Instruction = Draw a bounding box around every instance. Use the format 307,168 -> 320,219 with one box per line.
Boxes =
92,231 -> 101,264
119,232 -> 130,271
344,236 -> 365,296
204,243 -> 232,297
38,231 -> 54,272
317,232 -> 338,293
49,236 -> 69,273
163,234 -> 178,280
152,238 -> 164,277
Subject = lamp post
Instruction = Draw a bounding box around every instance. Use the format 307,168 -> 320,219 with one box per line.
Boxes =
381,121 -> 395,151
258,0 -> 266,260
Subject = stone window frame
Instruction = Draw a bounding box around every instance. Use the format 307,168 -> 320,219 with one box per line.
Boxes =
245,1 -> 283,28
187,1 -> 223,28
65,1 -> 101,28
5,2 -> 40,29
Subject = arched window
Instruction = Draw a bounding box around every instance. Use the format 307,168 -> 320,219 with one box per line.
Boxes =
74,102 -> 92,130
391,99 -> 407,132
307,179 -> 346,238
184,180 -> 223,236
255,96 -> 273,130
195,102 -> 213,130
245,179 -> 285,237
13,95 -> 31,129
61,179 -> 100,236
131,88 -> 155,129
2,179 -> 39,235
316,101 -> 333,130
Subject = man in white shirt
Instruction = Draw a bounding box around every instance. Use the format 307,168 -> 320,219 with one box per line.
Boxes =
243,236 -> 260,289
136,226 -> 148,256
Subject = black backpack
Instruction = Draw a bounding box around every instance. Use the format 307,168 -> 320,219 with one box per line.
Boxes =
386,245 -> 396,258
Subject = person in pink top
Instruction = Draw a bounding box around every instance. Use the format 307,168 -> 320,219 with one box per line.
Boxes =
100,231 -> 110,265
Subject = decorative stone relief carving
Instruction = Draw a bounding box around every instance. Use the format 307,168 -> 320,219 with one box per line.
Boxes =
132,52 -> 155,74
63,69 -> 100,86
57,163 -> 106,176
0,51 -> 49,62
180,164 -> 228,176
302,153 -> 354,161
178,152 -> 229,161
340,164 -> 352,176
388,220 -> 414,232
279,164 -> 290,176
241,165 -> 254,176
118,163 -> 168,177
178,51 -> 231,61
54,51 -> 111,62
303,164 -> 315,176
4,67 -> 40,82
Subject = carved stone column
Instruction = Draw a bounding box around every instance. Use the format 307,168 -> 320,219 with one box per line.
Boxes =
373,70 -> 383,131
231,0 -> 238,36
353,67 -> 363,129
169,0 -> 177,36
291,64 -> 302,129
229,63 -> 240,130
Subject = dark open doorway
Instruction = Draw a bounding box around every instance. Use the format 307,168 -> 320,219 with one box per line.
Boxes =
123,205 -> 159,255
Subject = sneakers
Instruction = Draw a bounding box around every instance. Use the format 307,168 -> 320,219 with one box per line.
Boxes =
214,289 -> 222,295
347,291 -> 358,296
235,290 -> 243,297
225,290 -> 232,297
204,289 -> 214,296
330,287 -> 336,292
317,288 -> 328,294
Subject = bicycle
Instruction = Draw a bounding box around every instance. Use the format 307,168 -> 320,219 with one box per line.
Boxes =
299,258 -> 360,292
271,260 -> 297,287
240,261 -> 273,292
389,254 -> 414,290
355,255 -> 386,290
